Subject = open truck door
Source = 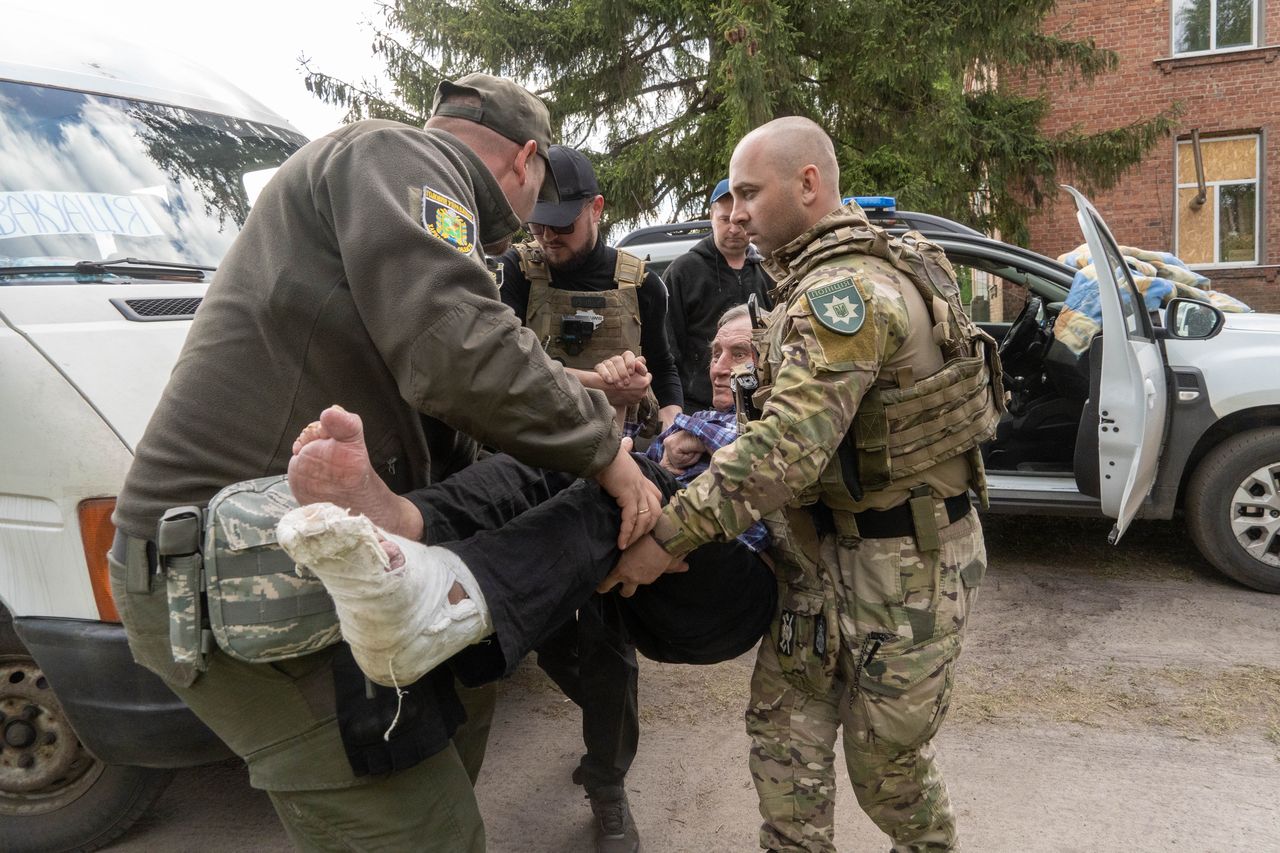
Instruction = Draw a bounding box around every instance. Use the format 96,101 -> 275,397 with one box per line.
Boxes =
1064,186 -> 1169,544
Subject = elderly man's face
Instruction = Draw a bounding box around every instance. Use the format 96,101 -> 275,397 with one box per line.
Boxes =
710,197 -> 748,258
709,316 -> 755,412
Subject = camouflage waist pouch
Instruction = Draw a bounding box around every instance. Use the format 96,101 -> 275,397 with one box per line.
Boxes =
199,475 -> 341,663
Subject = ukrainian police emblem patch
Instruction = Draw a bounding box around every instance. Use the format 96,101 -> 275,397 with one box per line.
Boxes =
422,187 -> 475,254
808,277 -> 865,335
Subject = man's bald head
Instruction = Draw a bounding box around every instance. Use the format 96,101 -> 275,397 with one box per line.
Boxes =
741,117 -> 840,189
728,117 -> 843,257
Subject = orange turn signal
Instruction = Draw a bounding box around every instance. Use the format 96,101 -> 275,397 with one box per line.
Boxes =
78,498 -> 121,623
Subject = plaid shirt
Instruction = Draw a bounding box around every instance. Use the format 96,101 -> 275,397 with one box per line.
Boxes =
643,410 -> 770,552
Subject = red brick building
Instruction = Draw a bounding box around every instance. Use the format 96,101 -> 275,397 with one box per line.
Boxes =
1021,0 -> 1280,311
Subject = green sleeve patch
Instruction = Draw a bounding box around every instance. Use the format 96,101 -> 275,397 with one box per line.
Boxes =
807,277 -> 866,335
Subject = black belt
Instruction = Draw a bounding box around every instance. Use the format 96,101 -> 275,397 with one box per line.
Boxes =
854,492 -> 971,539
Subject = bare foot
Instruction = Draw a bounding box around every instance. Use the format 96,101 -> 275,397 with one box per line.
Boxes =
288,406 -> 423,539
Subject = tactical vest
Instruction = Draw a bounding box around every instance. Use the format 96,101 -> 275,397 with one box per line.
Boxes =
518,242 -> 646,369
757,219 -> 1005,502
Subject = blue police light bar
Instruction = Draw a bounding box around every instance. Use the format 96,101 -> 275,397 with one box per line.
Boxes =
843,195 -> 896,211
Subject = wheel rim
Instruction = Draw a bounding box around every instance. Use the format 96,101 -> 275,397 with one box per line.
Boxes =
0,655 -> 102,817
1229,461 -> 1280,568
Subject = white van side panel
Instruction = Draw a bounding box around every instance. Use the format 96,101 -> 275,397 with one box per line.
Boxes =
0,323 -> 132,619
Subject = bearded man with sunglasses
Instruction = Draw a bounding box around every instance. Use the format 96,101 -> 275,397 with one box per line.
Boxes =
496,144 -> 682,853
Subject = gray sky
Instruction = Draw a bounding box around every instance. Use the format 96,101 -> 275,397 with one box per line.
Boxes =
22,0 -> 390,138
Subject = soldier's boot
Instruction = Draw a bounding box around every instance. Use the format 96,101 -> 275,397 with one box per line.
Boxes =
582,783 -> 640,853
276,502 -> 491,687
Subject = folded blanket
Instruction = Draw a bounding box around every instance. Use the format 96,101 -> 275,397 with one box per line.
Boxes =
1051,245 -> 1250,355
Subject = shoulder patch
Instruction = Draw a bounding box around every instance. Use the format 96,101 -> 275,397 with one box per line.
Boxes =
807,277 -> 865,335
421,187 -> 475,254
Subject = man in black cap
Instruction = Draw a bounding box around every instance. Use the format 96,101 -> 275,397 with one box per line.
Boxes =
109,73 -> 661,850
664,177 -> 773,412
497,144 -> 683,853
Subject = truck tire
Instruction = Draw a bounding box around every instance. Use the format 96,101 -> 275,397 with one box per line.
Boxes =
0,620 -> 174,852
1186,427 -> 1280,594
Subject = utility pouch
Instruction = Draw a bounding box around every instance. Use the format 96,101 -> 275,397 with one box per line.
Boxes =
773,586 -> 839,695
203,476 -> 341,663
157,505 -> 210,670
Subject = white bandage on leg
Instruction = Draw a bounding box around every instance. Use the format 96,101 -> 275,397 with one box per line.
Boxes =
276,503 -> 492,687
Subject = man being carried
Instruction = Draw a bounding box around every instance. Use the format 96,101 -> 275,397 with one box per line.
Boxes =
275,310 -> 773,846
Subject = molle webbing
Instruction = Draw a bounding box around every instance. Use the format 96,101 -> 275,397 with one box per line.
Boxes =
519,243 -> 646,369
851,352 -> 1001,492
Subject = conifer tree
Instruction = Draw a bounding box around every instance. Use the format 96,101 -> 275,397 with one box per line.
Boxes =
305,0 -> 1176,242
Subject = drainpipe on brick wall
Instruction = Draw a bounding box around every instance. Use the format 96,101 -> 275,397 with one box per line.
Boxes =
1190,128 -> 1207,210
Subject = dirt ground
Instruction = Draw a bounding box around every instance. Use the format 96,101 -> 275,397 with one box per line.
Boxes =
113,513 -> 1280,852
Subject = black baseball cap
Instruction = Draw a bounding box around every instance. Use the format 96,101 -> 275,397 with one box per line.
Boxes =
530,145 -> 599,226
432,73 -> 560,201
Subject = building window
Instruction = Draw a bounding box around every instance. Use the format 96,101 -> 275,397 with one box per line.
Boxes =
1173,0 -> 1257,54
1176,134 -> 1260,267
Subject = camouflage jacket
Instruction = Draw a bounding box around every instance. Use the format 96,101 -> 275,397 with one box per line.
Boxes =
651,203 -> 932,558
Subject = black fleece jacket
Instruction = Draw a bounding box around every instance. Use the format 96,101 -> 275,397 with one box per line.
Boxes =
663,235 -> 773,411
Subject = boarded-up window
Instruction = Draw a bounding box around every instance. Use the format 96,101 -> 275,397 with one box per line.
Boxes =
1176,134 -> 1259,266
1173,0 -> 1257,55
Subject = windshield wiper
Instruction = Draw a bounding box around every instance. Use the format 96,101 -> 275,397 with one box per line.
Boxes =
0,257 -> 214,280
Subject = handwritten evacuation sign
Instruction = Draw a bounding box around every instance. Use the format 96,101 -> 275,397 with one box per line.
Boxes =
0,192 -> 165,239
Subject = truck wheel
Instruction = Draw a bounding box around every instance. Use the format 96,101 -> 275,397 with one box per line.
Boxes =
1186,428 -> 1280,593
0,630 -> 173,852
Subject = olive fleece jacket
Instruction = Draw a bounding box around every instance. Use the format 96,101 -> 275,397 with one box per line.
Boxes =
116,120 -> 620,538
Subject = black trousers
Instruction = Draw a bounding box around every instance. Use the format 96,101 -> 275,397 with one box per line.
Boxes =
404,453 -> 777,766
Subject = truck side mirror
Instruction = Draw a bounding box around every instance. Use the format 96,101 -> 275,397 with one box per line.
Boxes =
1166,298 -> 1224,340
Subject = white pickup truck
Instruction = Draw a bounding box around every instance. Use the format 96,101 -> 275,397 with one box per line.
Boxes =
0,19 -> 306,851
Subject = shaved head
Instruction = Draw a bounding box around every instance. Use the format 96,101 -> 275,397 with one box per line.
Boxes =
742,117 -> 840,190
727,117 -> 843,257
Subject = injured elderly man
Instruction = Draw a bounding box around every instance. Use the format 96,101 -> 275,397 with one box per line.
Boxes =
276,308 -> 773,689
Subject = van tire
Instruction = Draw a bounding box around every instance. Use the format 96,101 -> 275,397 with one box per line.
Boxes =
0,616 -> 174,852
1186,428 -> 1280,594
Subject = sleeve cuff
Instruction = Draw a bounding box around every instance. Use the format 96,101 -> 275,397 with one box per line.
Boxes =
652,507 -> 699,558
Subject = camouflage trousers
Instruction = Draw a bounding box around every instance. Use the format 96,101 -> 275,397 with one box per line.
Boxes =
747,511 -> 985,853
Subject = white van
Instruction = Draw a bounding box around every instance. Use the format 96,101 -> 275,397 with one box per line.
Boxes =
0,16 -> 307,851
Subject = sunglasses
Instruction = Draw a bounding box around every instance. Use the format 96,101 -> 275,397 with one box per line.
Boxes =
527,220 -> 577,237
528,197 -> 595,237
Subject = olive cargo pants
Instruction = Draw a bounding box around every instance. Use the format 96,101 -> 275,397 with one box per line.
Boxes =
108,536 -> 486,852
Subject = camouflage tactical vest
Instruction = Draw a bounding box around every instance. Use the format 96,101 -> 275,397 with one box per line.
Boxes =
518,242 -> 646,369
759,213 -> 1005,501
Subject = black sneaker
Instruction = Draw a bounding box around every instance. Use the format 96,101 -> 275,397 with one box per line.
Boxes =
586,788 -> 640,853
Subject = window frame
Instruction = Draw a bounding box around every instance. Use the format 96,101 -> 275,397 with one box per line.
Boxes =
1174,132 -> 1262,269
1170,0 -> 1260,57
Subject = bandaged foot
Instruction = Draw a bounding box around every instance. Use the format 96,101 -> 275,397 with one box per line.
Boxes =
276,502 -> 492,687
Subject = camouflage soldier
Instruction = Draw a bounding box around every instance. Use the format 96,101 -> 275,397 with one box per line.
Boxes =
609,117 -> 1002,852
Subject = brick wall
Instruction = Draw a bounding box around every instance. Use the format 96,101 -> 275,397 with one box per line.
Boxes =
1015,0 -> 1280,311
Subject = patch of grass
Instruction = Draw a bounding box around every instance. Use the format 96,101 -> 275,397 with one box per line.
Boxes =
949,662 -> 1280,748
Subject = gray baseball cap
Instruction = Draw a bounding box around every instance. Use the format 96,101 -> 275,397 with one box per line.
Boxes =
432,73 -> 559,201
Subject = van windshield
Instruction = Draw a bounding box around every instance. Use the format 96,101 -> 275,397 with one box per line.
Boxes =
0,80 -> 306,278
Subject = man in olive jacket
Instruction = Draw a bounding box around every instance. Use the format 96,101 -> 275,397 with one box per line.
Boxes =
110,74 -> 660,851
